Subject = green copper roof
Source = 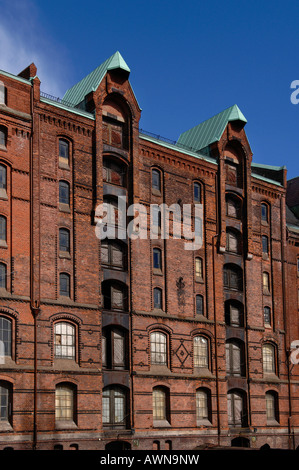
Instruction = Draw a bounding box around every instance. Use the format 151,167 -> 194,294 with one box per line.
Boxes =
63,51 -> 131,106
177,104 -> 247,151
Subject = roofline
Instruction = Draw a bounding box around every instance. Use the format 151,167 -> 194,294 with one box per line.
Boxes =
0,69 -> 32,85
40,97 -> 95,120
251,162 -> 287,171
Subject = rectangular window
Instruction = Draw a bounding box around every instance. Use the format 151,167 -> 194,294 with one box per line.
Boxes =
262,235 -> 269,255
196,295 -> 203,315
154,288 -> 162,309
195,258 -> 203,280
263,272 -> 270,293
264,306 -> 271,325
153,248 -> 162,270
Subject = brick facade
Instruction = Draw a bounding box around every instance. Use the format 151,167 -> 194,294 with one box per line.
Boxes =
0,54 -> 298,451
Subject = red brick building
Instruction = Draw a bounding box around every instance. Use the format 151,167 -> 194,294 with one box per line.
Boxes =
0,52 -> 298,450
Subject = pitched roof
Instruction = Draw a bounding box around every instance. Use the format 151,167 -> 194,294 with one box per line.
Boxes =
63,51 -> 131,106
177,104 -> 247,151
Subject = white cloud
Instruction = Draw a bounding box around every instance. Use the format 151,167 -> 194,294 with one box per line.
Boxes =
0,0 -> 70,98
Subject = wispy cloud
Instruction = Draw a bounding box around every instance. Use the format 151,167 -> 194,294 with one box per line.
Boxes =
0,0 -> 70,98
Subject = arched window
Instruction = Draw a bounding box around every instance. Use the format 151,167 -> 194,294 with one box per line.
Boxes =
153,386 -> 169,423
226,340 -> 245,377
226,229 -> 241,254
195,295 -> 204,316
193,336 -> 209,369
264,306 -> 271,326
261,203 -> 269,223
193,182 -> 201,203
0,216 -> 6,243
223,264 -> 243,291
153,248 -> 162,271
196,388 -> 211,422
59,181 -> 70,206
0,381 -> 12,424
102,280 -> 127,311
262,235 -> 269,256
102,327 -> 127,370
152,169 -> 161,193
102,386 -> 128,429
0,164 -> 7,191
225,300 -> 244,327
227,390 -> 247,427
263,272 -> 270,293
101,240 -> 125,269
55,383 -> 76,423
0,263 -> 7,289
266,391 -> 279,423
0,126 -> 7,147
195,257 -> 203,281
103,158 -> 126,187
153,287 -> 163,310
150,331 -> 167,366
0,317 -> 12,358
224,148 -> 242,188
59,139 -> 70,166
54,322 -> 75,360
262,344 -> 276,374
226,195 -> 241,219
59,273 -> 70,297
59,228 -> 70,254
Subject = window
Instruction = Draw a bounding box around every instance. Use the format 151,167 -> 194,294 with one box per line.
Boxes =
193,336 -> 208,368
0,165 -> 7,190
101,240 -> 125,269
153,248 -> 162,271
102,281 -> 127,311
102,327 -> 127,370
226,229 -> 241,254
102,386 -> 128,429
225,301 -> 244,327
226,340 -> 245,377
150,332 -> 167,366
196,388 -> 211,422
264,306 -> 271,326
0,216 -> 6,243
59,273 -> 70,297
0,317 -> 12,358
0,82 -> 6,105
59,228 -> 70,254
55,383 -> 76,423
266,391 -> 279,423
297,259 -> 299,277
54,322 -> 75,360
195,295 -> 204,316
195,257 -> 203,281
59,139 -> 69,166
223,264 -> 243,291
59,181 -> 70,206
262,235 -> 269,256
103,158 -> 125,187
227,390 -> 247,427
193,182 -> 201,202
153,387 -> 169,423
263,344 -> 276,374
261,203 -> 269,223
0,126 -> 7,147
263,272 -> 270,293
153,287 -> 162,310
0,263 -> 7,289
152,205 -> 162,234
226,195 -> 241,219
152,169 -> 161,193
0,381 -> 12,424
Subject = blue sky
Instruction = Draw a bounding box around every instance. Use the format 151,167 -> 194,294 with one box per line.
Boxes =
0,0 -> 298,179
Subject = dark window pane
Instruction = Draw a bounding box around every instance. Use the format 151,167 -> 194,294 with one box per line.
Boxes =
262,236 -> 268,254
264,307 -> 271,325
59,140 -> 69,163
0,318 -> 11,357
59,229 -> 70,252
261,204 -> 268,222
0,128 -> 6,147
194,183 -> 201,202
0,263 -> 6,289
0,216 -> 6,241
196,295 -> 203,315
152,170 -> 161,191
154,288 -> 162,309
0,165 -> 6,189
153,248 -> 161,270
60,273 -> 70,297
59,181 -> 70,205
